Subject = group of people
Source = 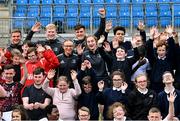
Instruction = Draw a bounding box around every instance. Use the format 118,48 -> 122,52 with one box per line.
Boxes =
0,8 -> 180,121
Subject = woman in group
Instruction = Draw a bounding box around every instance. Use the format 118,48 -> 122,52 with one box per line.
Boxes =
107,102 -> 131,121
96,71 -> 129,120
127,74 -> 157,120
42,69 -> 81,120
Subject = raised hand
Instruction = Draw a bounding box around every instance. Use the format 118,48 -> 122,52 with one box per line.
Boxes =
81,62 -> 87,71
37,44 -> 45,52
165,25 -> 174,35
103,42 -> 111,52
138,20 -> 145,31
99,8 -> 106,16
167,92 -> 177,103
112,36 -> 119,49
44,45 -> 52,50
121,82 -> 128,91
84,60 -> 92,69
98,80 -> 104,91
71,70 -> 77,81
105,20 -> 112,32
47,69 -> 56,80
98,35 -> 105,45
76,44 -> 85,55
31,22 -> 41,32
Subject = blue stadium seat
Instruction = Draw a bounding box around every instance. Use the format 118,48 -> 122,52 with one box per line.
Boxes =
40,17 -> 51,26
67,0 -> 79,3
144,0 -> 157,2
119,5 -> 130,17
174,4 -> 180,17
174,17 -> 180,26
145,4 -> 157,17
54,0 -> 66,3
79,0 -> 91,3
66,17 -> 79,28
14,12 -> 26,17
119,0 -> 130,3
13,19 -> 24,29
92,0 -> 104,3
79,5 -> 91,17
158,0 -> 170,2
40,6 -> 51,17
146,17 -> 158,27
42,0 -> 53,4
105,0 -> 117,3
53,5 -> 65,17
16,6 -> 27,13
107,18 -> 117,26
79,17 -> 90,27
93,17 -> 100,27
173,0 -> 180,2
160,17 -> 171,27
27,19 -> 38,28
27,6 -> 39,17
16,0 -> 28,4
29,0 -> 40,4
66,5 -> 79,17
106,5 -> 117,17
132,5 -> 144,17
119,18 -> 130,27
132,0 -> 144,3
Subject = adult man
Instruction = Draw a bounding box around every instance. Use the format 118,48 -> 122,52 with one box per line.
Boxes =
22,67 -> 51,120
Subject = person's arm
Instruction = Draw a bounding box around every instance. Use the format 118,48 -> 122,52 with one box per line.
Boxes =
94,8 -> 106,39
165,92 -> 176,121
24,22 -> 41,42
0,85 -> 7,97
22,97 -> 34,110
71,70 -> 82,97
42,70 -> 56,96
20,61 -> 28,85
35,98 -> 51,109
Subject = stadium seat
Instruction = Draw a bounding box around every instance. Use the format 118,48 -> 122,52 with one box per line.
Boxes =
105,0 -> 117,3
53,5 -> 65,17
132,0 -> 144,3
67,0 -> 79,3
66,5 -> 79,17
173,0 -> 180,2
107,17 -> 117,26
16,0 -> 28,4
27,6 -> 39,17
79,17 -> 91,27
42,0 -> 53,4
144,0 -> 157,2
132,5 -> 144,17
54,0 -> 66,4
66,17 -> 79,28
146,17 -> 158,27
106,5 -> 117,17
119,18 -> 130,27
93,17 -> 100,27
27,18 -> 38,28
133,17 -> 144,27
174,4 -> 180,17
13,19 -> 24,29
158,0 -> 170,2
160,17 -> 171,27
119,0 -> 130,3
119,5 -> 130,17
79,5 -> 91,17
15,6 -> 27,13
40,17 -> 51,27
145,4 -> 157,17
29,0 -> 40,4
174,17 -> 180,27
92,0 -> 104,3
40,6 -> 51,17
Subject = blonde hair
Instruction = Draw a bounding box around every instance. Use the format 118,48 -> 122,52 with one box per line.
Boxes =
107,102 -> 126,119
46,23 -> 57,30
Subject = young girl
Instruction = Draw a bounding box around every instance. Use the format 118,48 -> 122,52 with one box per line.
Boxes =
42,69 -> 81,120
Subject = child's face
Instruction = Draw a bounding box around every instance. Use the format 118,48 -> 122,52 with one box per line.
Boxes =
157,45 -> 166,58
57,80 -> 69,93
12,55 -> 20,65
12,111 -> 21,121
148,112 -> 162,121
115,30 -> 125,42
83,83 -> 92,93
3,69 -> 15,82
116,48 -> 127,60
113,106 -> 125,120
45,29 -> 57,40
